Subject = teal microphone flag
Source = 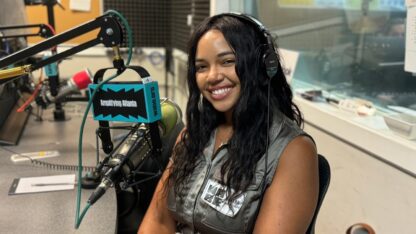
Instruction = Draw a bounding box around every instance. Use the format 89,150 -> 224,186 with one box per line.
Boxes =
89,81 -> 161,123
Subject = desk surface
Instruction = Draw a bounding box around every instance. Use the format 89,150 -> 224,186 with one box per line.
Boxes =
295,95 -> 416,177
0,104 -> 117,234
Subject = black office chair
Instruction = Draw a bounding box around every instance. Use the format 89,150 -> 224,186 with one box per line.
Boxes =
307,154 -> 331,234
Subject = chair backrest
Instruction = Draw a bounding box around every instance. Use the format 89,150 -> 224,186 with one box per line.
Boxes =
307,154 -> 331,234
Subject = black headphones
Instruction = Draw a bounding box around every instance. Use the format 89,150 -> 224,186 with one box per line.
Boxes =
219,12 -> 279,79
218,14 -> 276,228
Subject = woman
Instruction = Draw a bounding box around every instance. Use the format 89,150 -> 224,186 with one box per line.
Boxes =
139,13 -> 318,233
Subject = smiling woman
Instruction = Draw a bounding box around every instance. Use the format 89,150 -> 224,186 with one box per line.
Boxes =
195,29 -> 241,117
138,12 -> 319,234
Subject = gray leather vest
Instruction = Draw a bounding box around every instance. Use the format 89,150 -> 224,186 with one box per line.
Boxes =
167,111 -> 309,234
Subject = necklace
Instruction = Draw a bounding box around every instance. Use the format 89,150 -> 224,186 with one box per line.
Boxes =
214,125 -> 232,153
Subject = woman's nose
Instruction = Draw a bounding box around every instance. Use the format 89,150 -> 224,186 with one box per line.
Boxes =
207,66 -> 223,82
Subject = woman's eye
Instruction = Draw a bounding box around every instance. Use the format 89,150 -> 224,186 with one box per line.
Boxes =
196,64 -> 207,72
223,59 -> 235,65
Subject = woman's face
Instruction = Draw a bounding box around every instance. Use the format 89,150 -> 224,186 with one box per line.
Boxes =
195,29 -> 241,115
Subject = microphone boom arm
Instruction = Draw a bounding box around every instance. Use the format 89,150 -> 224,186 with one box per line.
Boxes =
0,23 -> 55,39
0,13 -> 125,83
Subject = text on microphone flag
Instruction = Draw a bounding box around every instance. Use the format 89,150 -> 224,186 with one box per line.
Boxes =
89,81 -> 161,123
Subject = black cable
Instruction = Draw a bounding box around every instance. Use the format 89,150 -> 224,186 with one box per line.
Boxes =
1,145 -> 95,172
263,79 -> 271,192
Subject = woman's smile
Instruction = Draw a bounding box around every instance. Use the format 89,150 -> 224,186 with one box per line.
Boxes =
208,86 -> 233,100
195,29 -> 241,115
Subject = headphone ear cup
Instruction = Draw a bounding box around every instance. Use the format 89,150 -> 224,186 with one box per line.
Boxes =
221,13 -> 279,79
262,47 -> 278,79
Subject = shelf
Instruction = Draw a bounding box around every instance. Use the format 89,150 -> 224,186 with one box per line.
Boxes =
295,95 -> 416,176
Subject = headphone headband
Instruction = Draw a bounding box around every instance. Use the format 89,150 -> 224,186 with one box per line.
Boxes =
219,12 -> 279,79
221,12 -> 266,32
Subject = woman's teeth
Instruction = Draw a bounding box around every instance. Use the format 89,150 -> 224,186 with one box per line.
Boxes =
212,87 -> 231,95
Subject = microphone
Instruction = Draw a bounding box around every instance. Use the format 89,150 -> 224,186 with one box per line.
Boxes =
87,98 -> 183,205
36,69 -> 92,107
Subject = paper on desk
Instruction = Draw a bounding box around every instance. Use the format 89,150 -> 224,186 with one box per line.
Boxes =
8,174 -> 76,195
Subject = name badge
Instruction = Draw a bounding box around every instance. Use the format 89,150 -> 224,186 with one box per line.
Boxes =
201,179 -> 245,217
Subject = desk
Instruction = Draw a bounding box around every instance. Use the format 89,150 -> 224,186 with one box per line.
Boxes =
0,103 -> 117,234
294,95 -> 416,233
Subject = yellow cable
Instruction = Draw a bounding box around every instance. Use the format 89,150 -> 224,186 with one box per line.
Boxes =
0,65 -> 32,80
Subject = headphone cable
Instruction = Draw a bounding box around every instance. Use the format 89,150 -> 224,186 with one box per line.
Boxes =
264,79 -> 271,192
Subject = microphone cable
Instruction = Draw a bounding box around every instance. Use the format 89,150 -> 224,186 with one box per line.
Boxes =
74,9 -> 134,229
0,145 -> 96,171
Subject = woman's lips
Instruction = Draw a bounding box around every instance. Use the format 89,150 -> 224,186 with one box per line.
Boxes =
209,87 -> 232,100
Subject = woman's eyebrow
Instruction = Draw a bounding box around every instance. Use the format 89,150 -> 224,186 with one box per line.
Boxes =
218,51 -> 234,57
195,51 -> 234,62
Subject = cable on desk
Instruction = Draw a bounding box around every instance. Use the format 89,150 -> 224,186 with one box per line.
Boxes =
30,159 -> 95,172
0,146 -> 95,172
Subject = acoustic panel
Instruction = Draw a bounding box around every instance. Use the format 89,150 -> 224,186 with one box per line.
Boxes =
104,0 -> 171,47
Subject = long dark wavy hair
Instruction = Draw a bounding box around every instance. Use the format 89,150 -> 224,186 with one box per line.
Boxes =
167,14 -> 303,200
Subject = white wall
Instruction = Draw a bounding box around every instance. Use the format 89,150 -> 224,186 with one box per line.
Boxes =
210,0 -> 230,16
171,48 -> 189,118
0,0 -> 27,31
305,123 -> 416,234
57,47 -> 166,84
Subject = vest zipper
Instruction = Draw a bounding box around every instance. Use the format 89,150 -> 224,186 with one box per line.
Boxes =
191,144 -> 227,232
212,142 -> 228,160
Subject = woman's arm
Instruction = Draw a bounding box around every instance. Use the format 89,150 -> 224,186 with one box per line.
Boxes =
137,160 -> 176,234
138,128 -> 187,234
253,135 -> 319,234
